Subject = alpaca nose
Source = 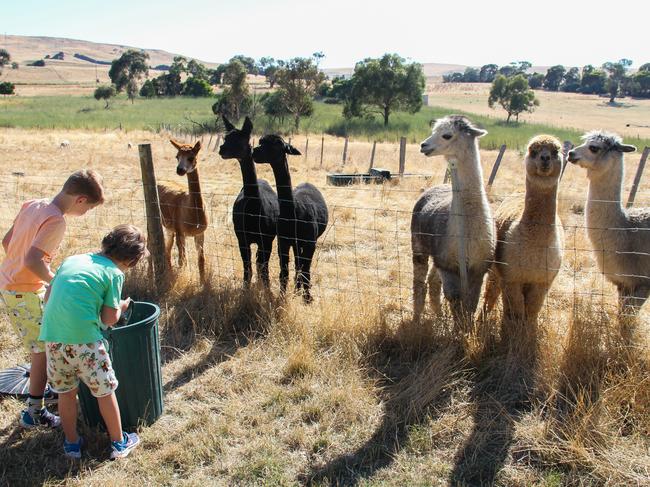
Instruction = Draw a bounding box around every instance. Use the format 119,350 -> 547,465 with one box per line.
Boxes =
541,154 -> 551,162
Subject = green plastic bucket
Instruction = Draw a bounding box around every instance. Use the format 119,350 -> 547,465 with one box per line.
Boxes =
78,301 -> 163,430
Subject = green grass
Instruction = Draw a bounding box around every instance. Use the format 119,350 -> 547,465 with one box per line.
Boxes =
2,94 -> 649,150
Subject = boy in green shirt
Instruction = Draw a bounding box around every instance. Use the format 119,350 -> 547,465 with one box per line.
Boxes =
40,224 -> 147,459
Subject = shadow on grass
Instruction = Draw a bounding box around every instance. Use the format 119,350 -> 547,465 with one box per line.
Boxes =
302,315 -> 467,485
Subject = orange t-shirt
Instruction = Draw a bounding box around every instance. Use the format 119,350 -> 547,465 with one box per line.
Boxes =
0,199 -> 66,292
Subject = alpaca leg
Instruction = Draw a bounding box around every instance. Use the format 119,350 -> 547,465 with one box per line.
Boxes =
164,230 -> 175,271
238,239 -> 252,287
482,269 -> 501,317
298,244 -> 317,304
256,240 -> 273,288
439,269 -> 465,329
412,253 -> 429,321
466,272 -> 486,319
278,239 -> 291,298
194,233 -> 206,284
175,232 -> 186,268
523,283 -> 549,328
619,285 -> 649,342
501,282 -> 525,340
427,265 -> 442,314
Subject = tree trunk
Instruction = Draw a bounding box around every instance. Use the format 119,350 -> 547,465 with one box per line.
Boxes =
507,112 -> 512,123
383,106 -> 390,126
294,114 -> 300,130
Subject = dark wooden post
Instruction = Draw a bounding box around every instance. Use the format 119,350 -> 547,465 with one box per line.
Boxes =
368,141 -> 377,172
486,144 -> 507,191
627,146 -> 649,208
560,140 -> 574,180
320,135 -> 325,167
214,134 -> 222,152
304,138 -> 309,160
342,136 -> 349,165
138,144 -> 168,287
398,137 -> 407,176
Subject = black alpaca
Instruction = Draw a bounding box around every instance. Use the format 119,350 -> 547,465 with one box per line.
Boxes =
252,135 -> 328,303
219,116 -> 279,287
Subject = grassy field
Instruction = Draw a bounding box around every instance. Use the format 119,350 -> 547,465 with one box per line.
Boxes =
0,128 -> 648,486
2,94 -> 650,151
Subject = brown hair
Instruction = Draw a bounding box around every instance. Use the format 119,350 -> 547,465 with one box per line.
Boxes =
62,169 -> 105,204
101,224 -> 148,265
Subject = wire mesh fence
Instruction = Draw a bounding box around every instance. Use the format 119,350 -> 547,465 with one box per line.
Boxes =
0,129 -> 648,331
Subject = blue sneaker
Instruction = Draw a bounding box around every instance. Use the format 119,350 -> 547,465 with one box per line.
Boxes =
110,432 -> 140,459
19,408 -> 61,429
63,437 -> 83,459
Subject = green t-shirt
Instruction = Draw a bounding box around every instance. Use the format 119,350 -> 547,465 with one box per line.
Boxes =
40,253 -> 124,344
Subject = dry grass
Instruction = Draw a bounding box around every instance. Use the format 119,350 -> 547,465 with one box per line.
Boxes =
0,128 -> 648,486
426,82 -> 650,141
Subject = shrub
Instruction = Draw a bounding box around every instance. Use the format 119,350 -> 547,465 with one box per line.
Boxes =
0,82 -> 15,95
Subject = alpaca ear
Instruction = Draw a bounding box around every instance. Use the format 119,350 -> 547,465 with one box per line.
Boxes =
285,143 -> 301,156
170,139 -> 183,150
222,115 -> 235,132
468,127 -> 488,138
616,143 -> 636,153
242,116 -> 253,136
192,140 -> 202,153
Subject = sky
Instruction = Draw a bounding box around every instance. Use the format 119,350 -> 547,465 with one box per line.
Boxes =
2,0 -> 648,68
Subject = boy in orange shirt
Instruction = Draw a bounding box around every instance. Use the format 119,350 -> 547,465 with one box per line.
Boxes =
0,169 -> 105,428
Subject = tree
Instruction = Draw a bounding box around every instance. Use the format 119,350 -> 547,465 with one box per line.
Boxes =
140,79 -> 156,98
187,59 -> 209,80
499,61 -> 531,77
344,53 -> 425,126
169,56 -> 187,75
182,77 -> 213,97
155,72 -> 183,96
312,51 -> 325,68
638,63 -> 650,73
603,58 -> 632,102
463,67 -> 480,82
108,50 -> 149,103
262,91 -> 291,124
488,74 -> 539,122
561,67 -> 581,92
528,72 -> 544,89
11,62 -> 19,70
0,49 -> 10,74
479,64 -> 498,83
0,81 -> 15,95
275,57 -> 326,129
230,55 -> 258,75
211,59 -> 251,120
580,65 -> 607,94
543,65 -> 566,91
94,85 -> 116,108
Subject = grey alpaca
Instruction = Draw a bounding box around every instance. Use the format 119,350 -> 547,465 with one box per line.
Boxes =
568,131 -> 650,314
412,115 -> 495,325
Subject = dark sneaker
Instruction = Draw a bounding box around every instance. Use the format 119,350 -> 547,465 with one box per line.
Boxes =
63,437 -> 83,459
20,408 -> 61,429
44,385 -> 59,406
110,432 -> 140,459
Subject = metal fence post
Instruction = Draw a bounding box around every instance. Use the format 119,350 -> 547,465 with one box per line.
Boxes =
627,146 -> 650,208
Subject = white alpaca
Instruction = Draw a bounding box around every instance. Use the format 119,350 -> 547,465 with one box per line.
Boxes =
568,131 -> 650,314
412,115 -> 495,326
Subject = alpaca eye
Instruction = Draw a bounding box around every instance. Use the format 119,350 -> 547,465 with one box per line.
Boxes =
189,157 -> 195,162
551,150 -> 558,158
530,150 -> 538,158
589,146 -> 600,153
442,134 -> 452,140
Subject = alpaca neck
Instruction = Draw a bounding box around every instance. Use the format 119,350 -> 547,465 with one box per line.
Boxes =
238,149 -> 260,198
585,156 -> 626,234
521,178 -> 559,226
271,160 -> 295,213
447,139 -> 489,209
186,168 -> 205,213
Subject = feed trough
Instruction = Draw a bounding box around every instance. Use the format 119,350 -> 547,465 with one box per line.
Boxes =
326,168 -> 392,186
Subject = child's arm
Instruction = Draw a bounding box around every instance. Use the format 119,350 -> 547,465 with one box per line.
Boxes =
101,298 -> 131,328
24,246 -> 55,283
2,224 -> 14,253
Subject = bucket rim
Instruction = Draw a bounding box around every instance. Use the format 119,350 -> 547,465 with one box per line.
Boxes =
115,301 -> 160,330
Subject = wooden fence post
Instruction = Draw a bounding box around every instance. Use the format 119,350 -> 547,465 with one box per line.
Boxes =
320,135 -> 325,167
486,144 -> 507,191
398,137 -> 407,176
627,146 -> 650,208
368,141 -> 377,172
214,134 -> 222,152
304,138 -> 309,160
138,144 -> 168,288
560,140 -> 574,180
342,136 -> 349,165
207,134 -> 213,150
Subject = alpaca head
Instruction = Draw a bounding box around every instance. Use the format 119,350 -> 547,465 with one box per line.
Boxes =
170,139 -> 201,176
567,131 -> 636,176
525,135 -> 562,188
219,116 -> 253,160
420,115 -> 487,158
252,134 -> 301,170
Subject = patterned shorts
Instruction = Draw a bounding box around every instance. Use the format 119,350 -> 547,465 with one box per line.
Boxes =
0,289 -> 46,354
45,340 -> 119,397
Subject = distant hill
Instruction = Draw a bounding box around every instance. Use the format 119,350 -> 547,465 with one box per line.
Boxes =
1,35 -> 218,68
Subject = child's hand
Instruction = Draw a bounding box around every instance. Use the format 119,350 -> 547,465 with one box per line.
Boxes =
120,297 -> 132,313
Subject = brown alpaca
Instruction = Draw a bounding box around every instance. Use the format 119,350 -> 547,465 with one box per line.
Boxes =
483,135 -> 564,333
157,139 -> 208,282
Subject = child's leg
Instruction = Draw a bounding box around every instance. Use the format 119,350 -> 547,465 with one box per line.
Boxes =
97,393 -> 123,442
29,351 -> 48,397
58,388 -> 79,443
